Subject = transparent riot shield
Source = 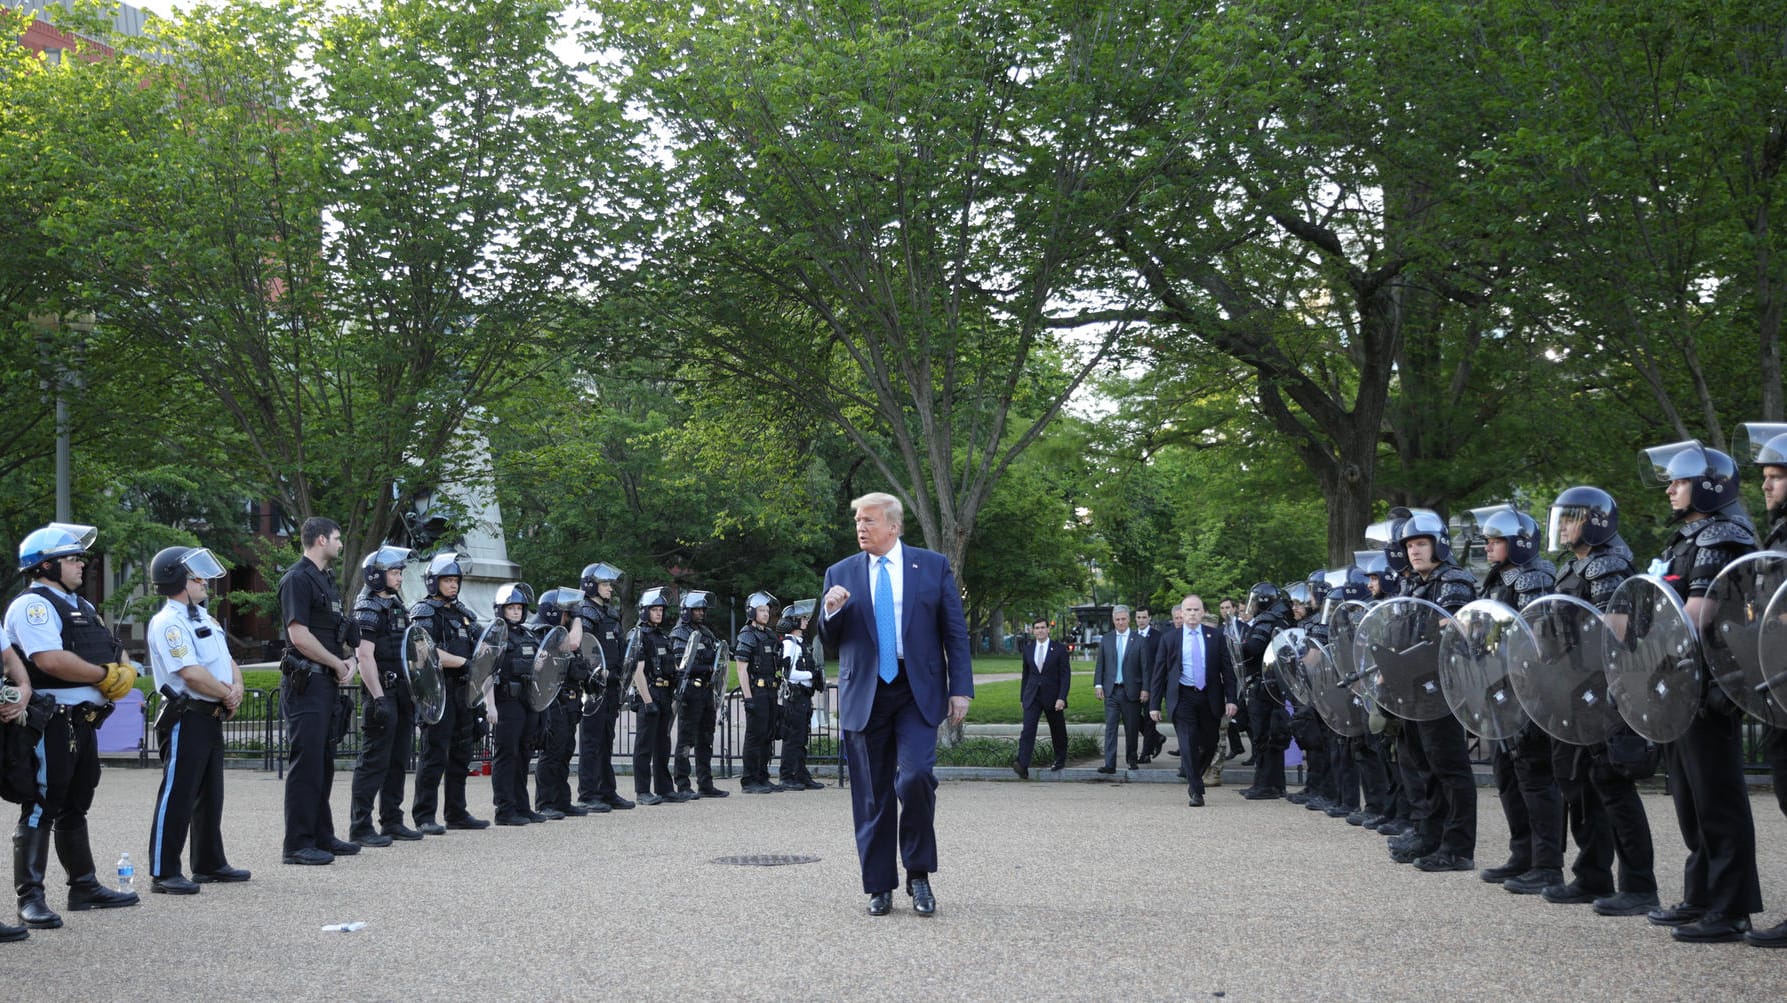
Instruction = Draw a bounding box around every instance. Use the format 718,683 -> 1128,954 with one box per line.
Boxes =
1508,594 -> 1617,746
527,625 -> 571,712
402,623 -> 446,726
1700,552 -> 1787,727
463,620 -> 507,707
1265,628 -> 1315,705
1306,640 -> 1370,737
1604,575 -> 1701,744
1328,599 -> 1371,692
1354,597 -> 1452,721
1437,599 -> 1530,741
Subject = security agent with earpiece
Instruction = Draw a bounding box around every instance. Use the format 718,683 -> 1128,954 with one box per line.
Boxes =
347,546 -> 419,847
6,522 -> 141,928
408,552 -> 490,834
144,546 -> 250,895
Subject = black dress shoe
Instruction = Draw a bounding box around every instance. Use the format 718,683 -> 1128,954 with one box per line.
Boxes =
803,779 -> 826,790
446,815 -> 491,830
1188,793 -> 1205,807
677,788 -> 701,801
382,823 -> 424,841
907,877 -> 936,917
351,831 -> 393,848
1095,765 -> 1116,774
415,821 -> 448,836
1324,804 -> 1351,818
1413,852 -> 1475,873
1389,840 -> 1438,865
636,792 -> 664,806
322,837 -> 361,856
665,791 -> 696,803
282,847 -> 334,866
1240,787 -> 1284,800
604,795 -> 636,810
741,784 -> 774,794
525,811 -> 552,822
1544,881 -> 1609,906
1012,764 -> 1029,780
1125,761 -> 1140,770
1672,913 -> 1751,943
192,866 -> 251,883
1286,791 -> 1311,804
494,814 -> 532,826
1648,900 -> 1707,926
1165,748 -> 1179,757
535,807 -> 566,820
1592,891 -> 1660,917
867,891 -> 892,916
698,786 -> 731,798
0,921 -> 24,943
1049,762 -> 1067,772
1746,918 -> 1787,948
559,803 -> 591,817
151,875 -> 200,895
576,799 -> 613,814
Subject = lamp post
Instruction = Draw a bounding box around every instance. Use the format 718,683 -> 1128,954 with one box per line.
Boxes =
28,310 -> 93,523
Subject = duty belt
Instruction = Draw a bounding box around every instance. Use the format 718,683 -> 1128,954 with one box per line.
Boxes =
687,678 -> 706,687
650,678 -> 672,688
182,700 -> 226,719
752,675 -> 779,686
54,702 -> 105,724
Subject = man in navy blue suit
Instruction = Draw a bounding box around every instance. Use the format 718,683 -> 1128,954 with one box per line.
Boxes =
821,492 -> 973,917
1147,595 -> 1237,807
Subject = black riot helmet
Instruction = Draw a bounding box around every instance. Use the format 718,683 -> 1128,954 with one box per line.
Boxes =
360,545 -> 414,591
580,561 -> 623,597
1245,582 -> 1282,619
150,546 -> 227,597
679,590 -> 712,624
1306,570 -> 1331,608
493,582 -> 534,614
536,587 -> 583,624
1395,510 -> 1452,564
1478,508 -> 1541,567
745,590 -> 778,621
422,552 -> 468,595
1640,439 -> 1740,515
637,586 -> 672,615
778,598 -> 815,634
1547,486 -> 1619,552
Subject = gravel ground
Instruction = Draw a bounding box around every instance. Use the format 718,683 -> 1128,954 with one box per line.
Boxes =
10,765 -> 1787,1001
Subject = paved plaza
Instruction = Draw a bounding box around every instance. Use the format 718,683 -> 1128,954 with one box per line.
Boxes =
14,766 -> 1787,1000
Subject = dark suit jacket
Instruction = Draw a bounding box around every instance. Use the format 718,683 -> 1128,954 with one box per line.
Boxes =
1020,639 -> 1071,710
1093,630 -> 1147,701
1147,622 -> 1237,719
819,543 -> 974,732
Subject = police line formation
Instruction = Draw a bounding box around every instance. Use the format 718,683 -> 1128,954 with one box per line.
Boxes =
0,515 -> 826,943
4,431 -> 1787,948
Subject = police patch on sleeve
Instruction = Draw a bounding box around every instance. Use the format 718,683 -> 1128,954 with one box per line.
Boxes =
164,625 -> 191,660
24,601 -> 49,626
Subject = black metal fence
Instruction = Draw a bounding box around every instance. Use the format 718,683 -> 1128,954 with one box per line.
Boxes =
129,684 -> 848,784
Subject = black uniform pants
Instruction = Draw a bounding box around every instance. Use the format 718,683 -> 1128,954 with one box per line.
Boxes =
489,689 -> 539,818
1327,732 -> 1358,808
1355,733 -> 1394,815
675,684 -> 719,789
1414,714 -> 1477,858
414,680 -> 477,824
1291,706 -> 1327,794
350,686 -> 414,835
1394,720 -> 1440,842
20,707 -> 101,836
1494,730 -> 1563,870
1764,724 -> 1787,819
743,686 -> 778,785
779,689 -> 815,783
1666,711 -> 1762,915
535,696 -> 578,810
1246,683 -> 1289,791
150,706 -> 229,879
633,686 -> 675,796
281,674 -> 339,853
577,685 -> 623,803
1585,747 -> 1658,894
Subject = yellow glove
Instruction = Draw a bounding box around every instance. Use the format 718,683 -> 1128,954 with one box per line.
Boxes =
97,662 -> 138,702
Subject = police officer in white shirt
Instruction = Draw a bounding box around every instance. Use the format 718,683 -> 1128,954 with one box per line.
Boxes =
145,546 -> 250,894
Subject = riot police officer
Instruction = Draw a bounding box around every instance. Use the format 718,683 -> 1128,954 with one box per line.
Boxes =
735,591 -> 783,793
348,546 -> 418,847
408,552 -> 489,834
1544,486 -> 1659,917
574,562 -> 631,812
1737,424 -> 1787,947
533,587 -> 588,818
1637,441 -> 1763,942
1389,511 -> 1480,873
276,517 -> 362,865
672,592 -> 729,798
628,587 -> 687,805
144,546 -> 250,895
777,600 -> 826,790
6,522 -> 140,925
0,630 -> 30,942
1236,583 -> 1291,800
486,583 -> 547,825
1472,507 -> 1565,896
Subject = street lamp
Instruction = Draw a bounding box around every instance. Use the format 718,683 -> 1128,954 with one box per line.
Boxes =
28,310 -> 93,523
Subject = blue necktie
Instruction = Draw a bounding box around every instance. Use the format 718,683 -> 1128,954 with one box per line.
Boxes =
875,555 -> 898,683
1115,634 -> 1125,685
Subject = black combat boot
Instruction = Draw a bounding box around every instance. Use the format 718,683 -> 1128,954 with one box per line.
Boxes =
14,826 -> 62,928
55,822 -> 139,911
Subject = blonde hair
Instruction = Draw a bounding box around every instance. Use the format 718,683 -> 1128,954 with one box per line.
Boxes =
851,492 -> 904,528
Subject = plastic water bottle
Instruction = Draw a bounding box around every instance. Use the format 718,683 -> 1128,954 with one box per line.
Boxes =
116,852 -> 134,894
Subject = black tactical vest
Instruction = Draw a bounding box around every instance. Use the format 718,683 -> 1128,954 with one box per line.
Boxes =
17,586 -> 116,692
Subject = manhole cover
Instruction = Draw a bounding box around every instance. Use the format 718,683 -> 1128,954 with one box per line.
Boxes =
712,854 -> 821,867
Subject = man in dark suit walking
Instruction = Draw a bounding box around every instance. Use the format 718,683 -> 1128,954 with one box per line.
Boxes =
1148,595 -> 1237,806
1133,607 -> 1166,761
821,492 -> 973,918
1014,617 -> 1071,778
1094,604 -> 1147,772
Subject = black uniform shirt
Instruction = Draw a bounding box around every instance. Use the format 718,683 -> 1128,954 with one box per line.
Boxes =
280,557 -> 350,657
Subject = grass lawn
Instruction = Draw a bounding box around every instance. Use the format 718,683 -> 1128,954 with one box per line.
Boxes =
968,672 -> 1109,724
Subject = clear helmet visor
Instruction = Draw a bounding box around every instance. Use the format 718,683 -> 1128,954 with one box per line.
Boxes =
183,548 -> 227,581
1639,439 -> 1706,486
1735,422 -> 1787,466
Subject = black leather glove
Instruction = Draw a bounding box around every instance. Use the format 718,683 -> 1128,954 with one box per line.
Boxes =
364,695 -> 394,735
